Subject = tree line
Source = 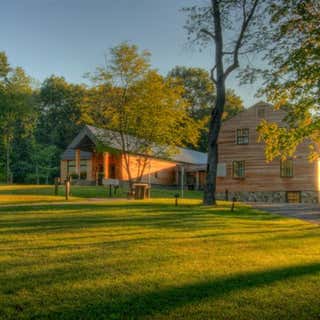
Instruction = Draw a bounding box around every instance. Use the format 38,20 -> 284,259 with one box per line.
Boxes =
0,46 -> 243,184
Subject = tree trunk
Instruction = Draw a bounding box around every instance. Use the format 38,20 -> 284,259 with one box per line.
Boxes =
203,83 -> 225,205
6,142 -> 10,185
203,0 -> 225,205
36,164 -> 39,185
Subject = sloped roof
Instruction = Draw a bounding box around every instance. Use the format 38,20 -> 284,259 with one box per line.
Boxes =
61,125 -> 207,165
223,101 -> 273,123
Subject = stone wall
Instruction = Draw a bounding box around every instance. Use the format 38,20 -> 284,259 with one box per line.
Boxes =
301,191 -> 319,204
216,190 -> 319,203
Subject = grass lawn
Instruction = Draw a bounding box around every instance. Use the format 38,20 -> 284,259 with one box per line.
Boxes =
0,185 -> 319,319
0,184 -> 202,205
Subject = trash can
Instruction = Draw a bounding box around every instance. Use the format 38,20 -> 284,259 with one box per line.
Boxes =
133,183 -> 150,200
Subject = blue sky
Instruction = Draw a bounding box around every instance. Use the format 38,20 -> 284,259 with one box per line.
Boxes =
1,0 -> 262,107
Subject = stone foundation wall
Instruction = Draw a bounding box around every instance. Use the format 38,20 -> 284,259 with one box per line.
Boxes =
216,191 -> 319,203
301,191 -> 319,203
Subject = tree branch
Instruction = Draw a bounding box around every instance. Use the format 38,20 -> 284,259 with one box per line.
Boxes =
210,65 -> 217,85
223,0 -> 260,80
200,28 -> 215,40
222,51 -> 234,55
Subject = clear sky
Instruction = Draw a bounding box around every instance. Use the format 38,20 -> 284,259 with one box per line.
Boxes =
1,0 -> 262,107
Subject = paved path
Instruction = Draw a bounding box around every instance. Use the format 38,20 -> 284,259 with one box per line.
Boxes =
251,203 -> 320,224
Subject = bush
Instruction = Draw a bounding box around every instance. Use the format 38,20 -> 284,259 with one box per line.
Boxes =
25,173 -> 47,184
70,173 -> 79,180
0,171 -> 6,183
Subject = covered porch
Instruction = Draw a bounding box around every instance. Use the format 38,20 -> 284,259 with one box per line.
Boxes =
66,129 -> 122,185
179,164 -> 206,191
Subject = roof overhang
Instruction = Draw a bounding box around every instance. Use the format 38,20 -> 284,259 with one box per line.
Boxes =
67,126 -> 98,152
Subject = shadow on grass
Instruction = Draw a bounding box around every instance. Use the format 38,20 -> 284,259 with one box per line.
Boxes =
0,202 -> 288,236
0,185 -> 203,199
29,262 -> 320,319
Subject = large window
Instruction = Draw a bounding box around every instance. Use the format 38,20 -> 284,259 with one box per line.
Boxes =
232,161 -> 245,178
67,160 -> 76,175
236,128 -> 249,145
280,159 -> 293,177
67,160 -> 87,176
80,160 -> 87,172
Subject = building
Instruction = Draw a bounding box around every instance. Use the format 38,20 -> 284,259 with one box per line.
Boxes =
60,125 -> 207,188
215,102 -> 319,203
60,102 -> 319,203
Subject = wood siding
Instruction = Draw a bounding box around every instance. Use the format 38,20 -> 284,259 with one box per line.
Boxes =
216,102 -> 318,192
120,154 -> 177,185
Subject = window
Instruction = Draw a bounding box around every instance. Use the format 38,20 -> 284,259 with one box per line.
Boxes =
154,172 -> 158,178
67,160 -> 76,174
68,160 -> 87,176
217,163 -> 226,177
280,159 -> 293,177
80,160 -> 87,172
232,161 -> 245,178
286,191 -> 300,203
257,107 -> 265,118
236,128 -> 249,145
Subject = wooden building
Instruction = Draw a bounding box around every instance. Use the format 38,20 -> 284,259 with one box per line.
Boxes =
60,125 -> 207,188
214,101 -> 319,203
60,102 -> 319,203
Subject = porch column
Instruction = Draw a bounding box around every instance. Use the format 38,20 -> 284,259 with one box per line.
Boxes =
181,165 -> 184,198
175,166 -> 179,185
75,149 -> 80,177
195,171 -> 200,190
103,152 -> 109,179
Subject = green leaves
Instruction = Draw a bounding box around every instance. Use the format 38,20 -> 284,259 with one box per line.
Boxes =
0,52 -> 37,182
37,75 -> 86,150
259,0 -> 320,161
83,44 -> 201,183
0,52 -> 10,78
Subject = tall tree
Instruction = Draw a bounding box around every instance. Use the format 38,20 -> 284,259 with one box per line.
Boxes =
83,43 -> 199,190
37,76 -> 86,151
29,144 -> 59,184
0,53 -> 36,183
168,67 -> 244,152
184,0 -> 265,204
168,66 -> 214,152
36,76 -> 86,178
223,89 -> 244,121
258,0 -> 320,161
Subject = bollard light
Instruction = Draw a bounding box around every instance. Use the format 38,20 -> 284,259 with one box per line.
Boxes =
231,196 -> 237,212
174,193 -> 180,206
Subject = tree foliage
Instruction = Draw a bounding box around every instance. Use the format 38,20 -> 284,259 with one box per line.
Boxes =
168,66 -> 244,152
258,0 -> 320,161
0,52 -> 36,182
83,43 -> 199,187
37,76 -> 86,151
0,55 -> 85,183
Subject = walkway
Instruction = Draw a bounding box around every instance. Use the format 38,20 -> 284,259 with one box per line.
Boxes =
252,203 -> 320,224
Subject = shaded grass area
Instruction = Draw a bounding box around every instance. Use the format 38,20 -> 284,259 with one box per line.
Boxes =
0,184 -> 202,204
0,186 -> 320,319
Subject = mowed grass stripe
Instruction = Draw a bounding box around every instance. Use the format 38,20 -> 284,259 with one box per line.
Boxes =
0,185 -> 319,319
